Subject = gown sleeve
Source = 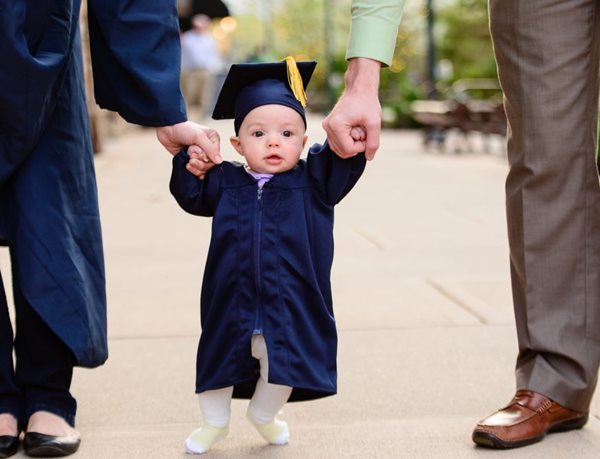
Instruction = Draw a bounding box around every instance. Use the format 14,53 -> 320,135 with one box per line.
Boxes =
169,149 -> 221,216
307,142 -> 366,206
87,0 -> 187,126
0,1 -> 78,178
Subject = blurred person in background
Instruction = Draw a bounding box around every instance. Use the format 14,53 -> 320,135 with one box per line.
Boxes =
0,1 -> 220,457
180,14 -> 224,120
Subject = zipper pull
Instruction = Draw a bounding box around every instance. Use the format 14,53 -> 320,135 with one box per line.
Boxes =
257,187 -> 263,200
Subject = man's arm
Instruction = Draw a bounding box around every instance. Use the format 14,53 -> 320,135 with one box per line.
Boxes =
323,0 -> 404,160
323,58 -> 381,160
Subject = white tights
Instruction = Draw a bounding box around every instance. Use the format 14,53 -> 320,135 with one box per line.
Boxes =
198,334 -> 292,427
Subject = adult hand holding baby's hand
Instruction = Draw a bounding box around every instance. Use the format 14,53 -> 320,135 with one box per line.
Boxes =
186,146 -> 217,180
156,121 -> 222,164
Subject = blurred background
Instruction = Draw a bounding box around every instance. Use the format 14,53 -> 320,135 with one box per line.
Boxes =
84,0 -> 503,153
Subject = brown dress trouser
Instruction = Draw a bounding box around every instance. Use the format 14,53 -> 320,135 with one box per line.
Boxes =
489,0 -> 600,412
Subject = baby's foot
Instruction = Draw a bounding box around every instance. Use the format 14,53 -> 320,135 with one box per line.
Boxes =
184,424 -> 229,455
247,416 -> 289,446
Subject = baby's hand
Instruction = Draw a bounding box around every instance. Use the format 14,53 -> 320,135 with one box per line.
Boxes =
350,126 -> 366,141
350,127 -> 367,152
186,145 -> 217,180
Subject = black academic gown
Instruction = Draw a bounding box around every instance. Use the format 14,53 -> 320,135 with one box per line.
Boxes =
0,0 -> 186,367
170,144 -> 366,401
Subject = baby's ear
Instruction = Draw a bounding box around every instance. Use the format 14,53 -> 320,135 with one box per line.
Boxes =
302,135 -> 308,148
230,136 -> 243,156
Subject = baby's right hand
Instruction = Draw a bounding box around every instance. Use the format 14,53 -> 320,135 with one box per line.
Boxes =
186,145 -> 218,180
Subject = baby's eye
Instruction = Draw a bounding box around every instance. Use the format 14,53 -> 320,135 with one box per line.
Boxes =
282,130 -> 292,137
252,130 -> 264,137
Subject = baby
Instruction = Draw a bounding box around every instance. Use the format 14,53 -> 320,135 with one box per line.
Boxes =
170,57 -> 366,454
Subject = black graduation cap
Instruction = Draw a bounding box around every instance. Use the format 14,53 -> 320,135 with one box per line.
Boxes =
212,58 -> 317,134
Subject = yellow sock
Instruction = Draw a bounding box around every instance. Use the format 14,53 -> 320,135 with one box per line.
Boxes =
248,416 -> 289,445
184,424 -> 229,454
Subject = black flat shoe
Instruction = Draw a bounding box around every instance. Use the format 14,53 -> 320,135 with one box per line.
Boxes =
23,432 -> 80,457
0,435 -> 19,458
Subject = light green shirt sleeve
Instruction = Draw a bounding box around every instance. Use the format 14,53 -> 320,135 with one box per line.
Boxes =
346,0 -> 405,67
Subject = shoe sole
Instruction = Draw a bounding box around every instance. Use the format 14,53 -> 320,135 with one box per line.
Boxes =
472,414 -> 588,449
24,444 -> 80,458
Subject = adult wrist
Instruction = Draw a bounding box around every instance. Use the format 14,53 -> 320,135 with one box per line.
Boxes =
344,58 -> 381,94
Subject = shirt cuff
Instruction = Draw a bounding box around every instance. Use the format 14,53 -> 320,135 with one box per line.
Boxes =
346,19 -> 397,66
345,1 -> 404,67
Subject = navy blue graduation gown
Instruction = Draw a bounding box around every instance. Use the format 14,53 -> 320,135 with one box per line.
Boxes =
0,0 -> 186,367
170,144 -> 366,401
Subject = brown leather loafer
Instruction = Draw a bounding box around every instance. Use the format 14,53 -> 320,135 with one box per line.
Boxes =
472,390 -> 588,449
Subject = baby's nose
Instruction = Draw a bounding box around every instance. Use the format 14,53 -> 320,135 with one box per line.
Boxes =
267,135 -> 280,147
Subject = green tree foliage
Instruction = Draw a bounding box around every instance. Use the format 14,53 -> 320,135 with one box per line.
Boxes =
224,0 -> 498,123
436,0 -> 497,82
224,0 -> 352,111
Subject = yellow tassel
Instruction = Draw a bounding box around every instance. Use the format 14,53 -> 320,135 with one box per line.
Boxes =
283,56 -> 307,108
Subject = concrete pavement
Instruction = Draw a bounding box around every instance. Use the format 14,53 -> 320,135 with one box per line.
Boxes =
2,116 -> 600,458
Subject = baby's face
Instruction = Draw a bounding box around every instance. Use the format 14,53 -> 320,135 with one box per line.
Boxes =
231,104 -> 308,174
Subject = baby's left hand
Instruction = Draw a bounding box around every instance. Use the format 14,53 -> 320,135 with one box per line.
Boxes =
349,126 -> 367,152
186,145 -> 217,180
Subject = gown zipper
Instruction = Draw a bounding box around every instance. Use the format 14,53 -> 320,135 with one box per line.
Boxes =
253,186 -> 264,334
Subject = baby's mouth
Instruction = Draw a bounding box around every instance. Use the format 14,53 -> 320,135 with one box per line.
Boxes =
265,154 -> 283,163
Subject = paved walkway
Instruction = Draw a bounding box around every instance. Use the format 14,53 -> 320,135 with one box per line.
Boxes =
2,116 -> 600,458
